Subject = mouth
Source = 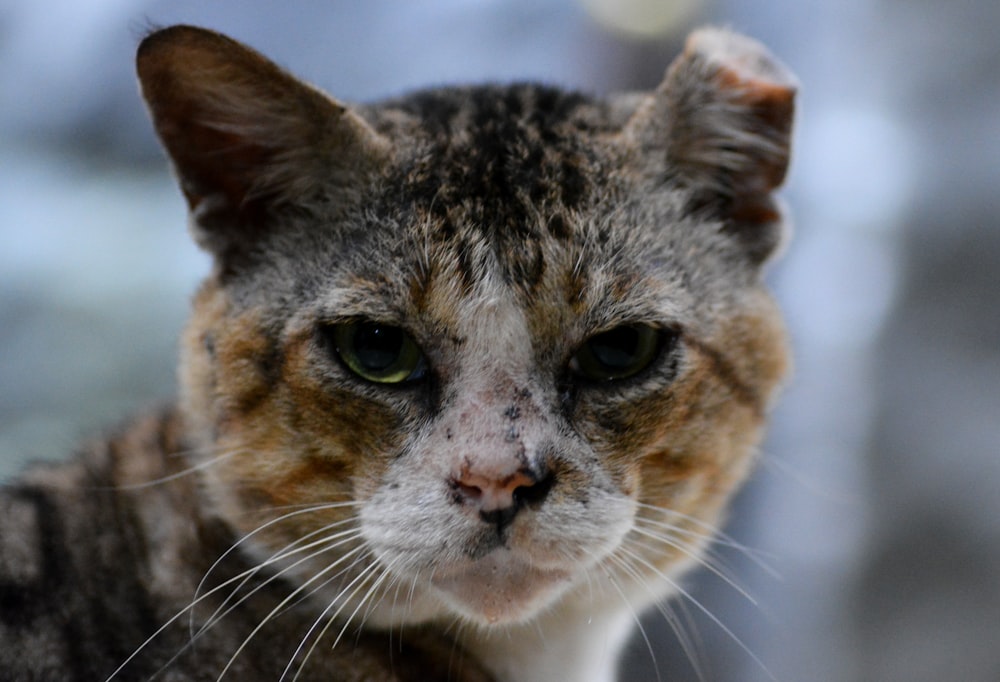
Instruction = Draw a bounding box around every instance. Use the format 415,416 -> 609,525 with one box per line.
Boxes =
429,548 -> 574,624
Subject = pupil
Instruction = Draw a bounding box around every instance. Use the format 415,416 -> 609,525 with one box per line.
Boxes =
355,324 -> 402,370
592,327 -> 638,368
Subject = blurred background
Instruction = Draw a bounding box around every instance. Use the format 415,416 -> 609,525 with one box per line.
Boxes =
1,1 -> 998,680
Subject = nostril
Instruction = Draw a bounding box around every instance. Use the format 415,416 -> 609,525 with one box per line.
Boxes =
449,466 -> 554,527
480,505 -> 518,529
511,470 -> 555,509
454,480 -> 483,503
450,460 -> 556,532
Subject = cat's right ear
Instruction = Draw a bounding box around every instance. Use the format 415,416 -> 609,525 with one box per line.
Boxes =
625,28 -> 797,265
137,25 -> 390,263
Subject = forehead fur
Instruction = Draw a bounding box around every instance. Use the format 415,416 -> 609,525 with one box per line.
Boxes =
369,84 -> 617,293
379,85 -> 609,213
368,84 -> 742,301
139,25 -> 793,318
222,81 -> 756,345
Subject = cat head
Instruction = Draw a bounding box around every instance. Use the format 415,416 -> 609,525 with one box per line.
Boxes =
139,25 -> 794,626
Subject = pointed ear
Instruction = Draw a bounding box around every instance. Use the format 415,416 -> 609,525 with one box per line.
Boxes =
627,28 -> 797,264
137,25 -> 390,261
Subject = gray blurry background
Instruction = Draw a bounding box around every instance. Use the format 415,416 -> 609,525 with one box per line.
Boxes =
1,1 -> 998,680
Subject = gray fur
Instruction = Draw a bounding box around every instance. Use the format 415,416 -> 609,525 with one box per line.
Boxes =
0,25 -> 795,682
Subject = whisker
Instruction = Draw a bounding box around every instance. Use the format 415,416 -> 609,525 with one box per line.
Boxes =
603,548 -> 703,682
447,616 -> 467,682
142,529 -> 366,680
216,541 -> 372,682
586,549 -> 663,682
191,503 -> 361,636
613,543 -> 777,682
101,445 -> 244,491
626,526 -> 758,606
385,565 -> 410,661
102,534 -> 355,682
330,560 -> 398,652
629,522 -> 772,609
405,566 -> 422,619
283,556 -> 384,682
633,503 -> 779,576
266,539 -> 388,621
357,561 -> 401,631
758,449 -> 860,506
197,525 -> 365,639
632,503 -> 732,538
227,498 -> 362,518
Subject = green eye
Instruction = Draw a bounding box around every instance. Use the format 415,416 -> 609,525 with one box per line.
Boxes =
571,324 -> 663,382
327,321 -> 427,384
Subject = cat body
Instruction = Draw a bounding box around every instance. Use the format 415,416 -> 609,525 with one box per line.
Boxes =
0,25 -> 796,681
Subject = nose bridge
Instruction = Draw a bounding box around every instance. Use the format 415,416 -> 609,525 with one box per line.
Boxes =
450,293 -> 541,458
455,368 -> 539,469
421,281 -> 568,525
446,369 -> 555,522
441,297 -> 558,472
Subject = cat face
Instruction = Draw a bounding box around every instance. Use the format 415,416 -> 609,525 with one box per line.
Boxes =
140,26 -> 794,628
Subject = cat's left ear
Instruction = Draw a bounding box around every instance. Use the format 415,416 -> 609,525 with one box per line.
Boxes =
626,28 -> 797,265
137,25 -> 390,262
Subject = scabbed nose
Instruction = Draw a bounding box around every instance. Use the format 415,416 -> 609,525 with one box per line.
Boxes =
451,465 -> 554,529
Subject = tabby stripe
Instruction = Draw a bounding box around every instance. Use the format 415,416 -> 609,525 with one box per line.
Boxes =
0,488 -> 48,620
15,486 -> 94,682
101,437 -> 166,677
682,334 -> 765,418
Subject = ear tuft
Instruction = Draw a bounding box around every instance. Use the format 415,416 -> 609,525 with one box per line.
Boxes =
667,28 -> 796,195
137,25 -> 389,261
629,27 -> 797,264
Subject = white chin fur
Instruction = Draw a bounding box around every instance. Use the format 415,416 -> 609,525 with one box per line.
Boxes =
429,549 -> 575,625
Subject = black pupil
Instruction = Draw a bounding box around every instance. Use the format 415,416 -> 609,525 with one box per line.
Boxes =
590,326 -> 641,369
353,324 -> 404,371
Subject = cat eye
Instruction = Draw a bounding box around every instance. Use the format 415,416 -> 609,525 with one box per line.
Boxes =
325,321 -> 427,385
570,324 -> 667,382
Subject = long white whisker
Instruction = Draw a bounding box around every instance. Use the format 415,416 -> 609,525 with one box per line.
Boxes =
639,530 -> 769,609
283,556 -> 384,682
587,549 -> 663,682
103,533 -> 354,682
269,557 -> 372,620
627,526 -> 758,606
192,502 -> 361,631
101,444 -> 245,491
330,560 -> 398,651
197,525 -> 364,639
357,560 -> 401,631
215,541 -> 371,681
195,501 -> 361,604
385,564 -> 410,660
633,503 -> 778,573
228,500 -> 362,519
614,543 -> 776,682
604,548 -> 703,682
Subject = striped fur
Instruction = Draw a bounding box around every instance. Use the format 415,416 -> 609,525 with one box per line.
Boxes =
1,25 -> 796,681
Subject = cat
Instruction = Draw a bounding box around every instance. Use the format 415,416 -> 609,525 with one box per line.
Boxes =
0,24 -> 795,682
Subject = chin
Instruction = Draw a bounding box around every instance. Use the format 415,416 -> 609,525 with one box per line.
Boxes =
429,549 -> 576,625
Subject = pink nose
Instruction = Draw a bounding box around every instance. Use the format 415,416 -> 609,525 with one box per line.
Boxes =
451,465 -> 554,528
453,469 -> 536,511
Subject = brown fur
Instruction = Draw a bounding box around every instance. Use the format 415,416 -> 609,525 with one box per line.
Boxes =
0,24 -> 795,681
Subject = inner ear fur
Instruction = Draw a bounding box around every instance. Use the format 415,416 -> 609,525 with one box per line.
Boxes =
136,25 -> 390,261
627,27 -> 798,265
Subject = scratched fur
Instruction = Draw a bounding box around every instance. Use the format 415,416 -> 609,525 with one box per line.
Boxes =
0,25 -> 795,682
